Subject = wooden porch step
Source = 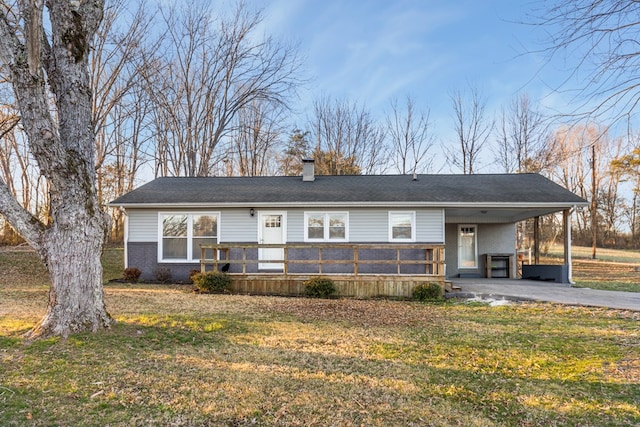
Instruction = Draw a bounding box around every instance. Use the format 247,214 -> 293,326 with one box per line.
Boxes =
444,281 -> 461,292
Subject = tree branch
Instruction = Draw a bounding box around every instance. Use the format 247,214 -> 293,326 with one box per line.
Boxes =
0,4 -> 19,66
0,177 -> 44,250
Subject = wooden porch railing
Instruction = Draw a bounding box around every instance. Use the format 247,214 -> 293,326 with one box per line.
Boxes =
200,243 -> 445,277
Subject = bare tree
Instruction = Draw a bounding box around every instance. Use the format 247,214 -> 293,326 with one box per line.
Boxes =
547,124 -> 611,254
99,88 -> 153,240
386,96 -> 435,174
0,110 -> 25,205
493,93 -> 550,253
446,87 -> 492,174
495,93 -> 550,173
533,1 -> 640,251
310,97 -> 387,175
91,0 -> 153,205
0,103 -> 23,244
610,134 -> 640,245
597,136 -> 626,247
2,1 -> 153,246
532,1 -> 640,123
0,1 -> 112,338
232,100 -> 285,176
622,190 -> 640,247
0,103 -> 20,188
144,2 -> 302,177
0,99 -> 18,140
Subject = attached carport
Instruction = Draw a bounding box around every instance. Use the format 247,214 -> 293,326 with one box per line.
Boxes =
444,204 -> 585,284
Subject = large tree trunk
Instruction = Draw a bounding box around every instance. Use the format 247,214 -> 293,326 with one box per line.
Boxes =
28,225 -> 111,339
0,1 -> 113,339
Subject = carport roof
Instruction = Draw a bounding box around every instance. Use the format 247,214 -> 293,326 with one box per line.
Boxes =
110,173 -> 587,210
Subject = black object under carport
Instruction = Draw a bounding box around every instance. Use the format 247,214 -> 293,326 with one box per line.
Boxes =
522,264 -> 569,283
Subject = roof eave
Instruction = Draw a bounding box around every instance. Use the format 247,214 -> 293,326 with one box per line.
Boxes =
109,201 -> 588,209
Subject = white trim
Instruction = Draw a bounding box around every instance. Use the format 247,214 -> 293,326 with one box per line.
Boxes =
458,224 -> 478,270
123,209 -> 129,269
303,211 -> 349,242
157,211 -> 220,263
388,211 -> 416,242
567,209 -> 574,284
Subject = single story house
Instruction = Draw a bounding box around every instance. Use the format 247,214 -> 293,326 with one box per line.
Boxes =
110,160 -> 588,297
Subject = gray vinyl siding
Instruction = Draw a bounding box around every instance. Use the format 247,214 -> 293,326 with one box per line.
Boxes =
477,223 -> 516,278
285,208 -> 444,242
478,223 -> 516,255
446,214 -> 514,224
126,207 -> 445,243
286,210 -> 304,242
349,210 -> 390,242
417,210 -> 445,242
220,209 -> 258,242
350,209 -> 444,242
231,209 -> 302,242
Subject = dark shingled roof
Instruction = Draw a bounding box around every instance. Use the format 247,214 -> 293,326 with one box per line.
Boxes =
110,174 -> 587,207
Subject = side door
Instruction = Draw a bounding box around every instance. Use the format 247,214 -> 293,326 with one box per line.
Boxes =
458,224 -> 478,270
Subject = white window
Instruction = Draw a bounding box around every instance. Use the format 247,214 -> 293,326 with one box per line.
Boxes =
389,211 -> 415,242
159,212 -> 219,262
304,212 -> 348,242
458,224 -> 477,269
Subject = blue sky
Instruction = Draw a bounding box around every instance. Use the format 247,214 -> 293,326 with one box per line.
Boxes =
250,0 -> 583,171
255,0 -> 567,119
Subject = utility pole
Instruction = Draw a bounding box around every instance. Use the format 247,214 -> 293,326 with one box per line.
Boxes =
591,143 -> 597,259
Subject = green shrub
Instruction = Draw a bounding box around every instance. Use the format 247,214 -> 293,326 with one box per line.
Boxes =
412,282 -> 444,301
192,271 -> 232,293
123,267 -> 142,283
304,277 -> 336,298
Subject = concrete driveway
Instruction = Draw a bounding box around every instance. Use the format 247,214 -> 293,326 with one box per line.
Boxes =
449,278 -> 640,311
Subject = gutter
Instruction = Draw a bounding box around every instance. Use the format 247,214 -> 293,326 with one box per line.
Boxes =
108,201 -> 588,209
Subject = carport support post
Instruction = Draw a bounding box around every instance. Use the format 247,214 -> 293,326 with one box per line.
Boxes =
533,216 -> 540,264
563,209 -> 573,284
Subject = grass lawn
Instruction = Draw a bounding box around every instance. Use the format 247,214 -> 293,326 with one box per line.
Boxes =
0,248 -> 638,426
544,245 -> 640,292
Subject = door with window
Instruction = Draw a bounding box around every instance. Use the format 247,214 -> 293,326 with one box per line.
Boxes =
258,212 -> 285,270
458,225 -> 477,269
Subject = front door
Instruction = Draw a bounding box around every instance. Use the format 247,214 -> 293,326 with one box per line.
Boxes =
258,212 -> 285,270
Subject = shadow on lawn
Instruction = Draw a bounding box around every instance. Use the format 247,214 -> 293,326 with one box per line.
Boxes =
1,315 -> 637,426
